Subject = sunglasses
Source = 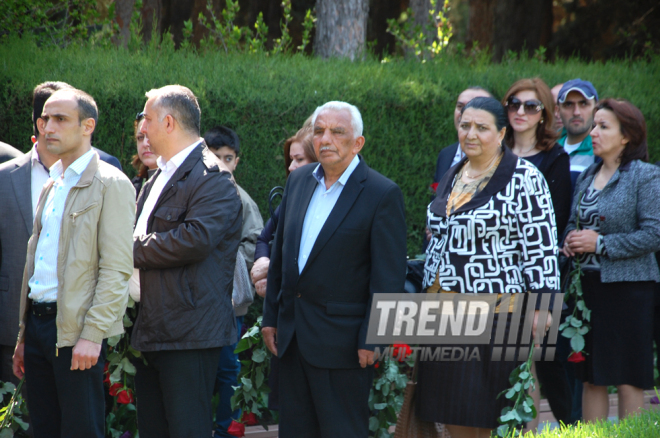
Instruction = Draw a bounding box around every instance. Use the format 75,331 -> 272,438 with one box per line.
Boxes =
506,97 -> 544,115
136,111 -> 145,121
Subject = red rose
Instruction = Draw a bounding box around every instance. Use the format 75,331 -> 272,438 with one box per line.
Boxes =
109,382 -> 123,396
374,362 -> 380,369
241,412 -> 258,426
116,389 -> 134,404
392,344 -> 412,362
227,420 -> 245,437
103,363 -> 110,385
567,351 -> 585,363
430,182 -> 439,193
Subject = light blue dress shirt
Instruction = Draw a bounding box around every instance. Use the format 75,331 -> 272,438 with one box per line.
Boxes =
28,149 -> 96,303
297,155 -> 360,274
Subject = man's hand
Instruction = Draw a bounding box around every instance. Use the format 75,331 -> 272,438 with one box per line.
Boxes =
13,343 -> 25,379
358,349 -> 375,368
262,326 -> 278,356
255,279 -> 267,298
71,339 -> 102,371
251,257 -> 270,284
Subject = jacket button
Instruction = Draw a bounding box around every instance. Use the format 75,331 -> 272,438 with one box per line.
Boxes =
296,293 -> 301,298
166,214 -> 172,220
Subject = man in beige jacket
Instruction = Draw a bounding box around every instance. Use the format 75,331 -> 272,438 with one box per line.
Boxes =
12,88 -> 135,437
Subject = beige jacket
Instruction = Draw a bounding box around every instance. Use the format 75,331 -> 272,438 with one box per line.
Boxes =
17,152 -> 135,348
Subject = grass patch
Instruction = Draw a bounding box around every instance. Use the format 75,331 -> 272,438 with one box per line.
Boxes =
531,409 -> 660,438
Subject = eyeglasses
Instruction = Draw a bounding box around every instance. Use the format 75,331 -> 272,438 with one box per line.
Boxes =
135,112 -> 145,121
506,97 -> 544,115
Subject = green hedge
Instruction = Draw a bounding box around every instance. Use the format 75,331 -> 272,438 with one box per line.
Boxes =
2,37 -> 659,254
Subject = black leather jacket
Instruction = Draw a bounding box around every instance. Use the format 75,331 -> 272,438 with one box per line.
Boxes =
131,143 -> 243,351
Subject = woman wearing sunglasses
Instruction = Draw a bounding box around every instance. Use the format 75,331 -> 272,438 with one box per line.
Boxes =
502,78 -> 573,431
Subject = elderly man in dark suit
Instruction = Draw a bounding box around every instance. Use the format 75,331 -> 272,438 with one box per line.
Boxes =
0,141 -> 22,164
262,101 -> 407,437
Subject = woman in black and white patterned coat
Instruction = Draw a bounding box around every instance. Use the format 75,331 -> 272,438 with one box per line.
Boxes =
562,99 -> 660,422
416,97 -> 559,437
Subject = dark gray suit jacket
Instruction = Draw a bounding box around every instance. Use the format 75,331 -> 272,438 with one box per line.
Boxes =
0,141 -> 22,164
0,152 -> 33,346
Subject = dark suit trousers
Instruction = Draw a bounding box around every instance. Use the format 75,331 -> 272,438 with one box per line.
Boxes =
279,337 -> 373,438
24,312 -> 107,438
134,347 -> 222,438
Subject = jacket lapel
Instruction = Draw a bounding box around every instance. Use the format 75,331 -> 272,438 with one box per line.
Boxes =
9,153 -> 34,235
300,159 -> 367,276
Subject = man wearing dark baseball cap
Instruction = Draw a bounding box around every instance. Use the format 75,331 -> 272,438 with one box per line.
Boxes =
556,79 -> 599,187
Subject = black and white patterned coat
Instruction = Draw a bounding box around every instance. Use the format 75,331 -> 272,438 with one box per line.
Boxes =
424,147 -> 560,298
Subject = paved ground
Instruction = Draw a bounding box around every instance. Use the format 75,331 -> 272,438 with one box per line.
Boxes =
242,391 -> 660,437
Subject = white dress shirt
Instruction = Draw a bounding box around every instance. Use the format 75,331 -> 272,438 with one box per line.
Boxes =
28,149 -> 96,303
30,143 -> 52,217
129,140 -> 202,301
297,155 -> 360,274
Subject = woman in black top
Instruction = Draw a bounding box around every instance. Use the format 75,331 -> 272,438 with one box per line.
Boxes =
251,125 -> 317,295
130,112 -> 158,198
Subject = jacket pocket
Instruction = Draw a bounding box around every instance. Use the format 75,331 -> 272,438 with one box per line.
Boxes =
326,301 -> 367,316
152,206 -> 187,230
70,203 -> 99,223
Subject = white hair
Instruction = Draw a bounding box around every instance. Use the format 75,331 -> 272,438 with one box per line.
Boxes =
311,101 -> 363,138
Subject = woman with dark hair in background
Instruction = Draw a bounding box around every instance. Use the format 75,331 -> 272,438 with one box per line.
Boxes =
131,112 -> 158,197
563,99 -> 660,421
417,96 -> 558,438
251,123 -> 316,297
503,78 -> 573,430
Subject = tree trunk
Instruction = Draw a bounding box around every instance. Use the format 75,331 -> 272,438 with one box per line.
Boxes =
113,0 -> 135,47
467,0 -> 495,51
409,0 -> 432,44
314,0 -> 369,60
492,0 -> 553,61
141,0 -> 163,43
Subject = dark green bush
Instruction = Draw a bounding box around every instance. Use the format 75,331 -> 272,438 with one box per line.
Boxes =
1,37 -> 659,254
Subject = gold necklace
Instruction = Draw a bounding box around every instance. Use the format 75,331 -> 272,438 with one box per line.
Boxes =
464,151 -> 500,179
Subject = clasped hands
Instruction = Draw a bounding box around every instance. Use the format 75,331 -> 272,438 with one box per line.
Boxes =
262,326 -> 375,368
561,229 -> 599,257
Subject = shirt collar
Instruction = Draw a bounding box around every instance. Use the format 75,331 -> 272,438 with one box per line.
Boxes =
31,143 -> 50,173
156,140 -> 202,173
312,155 -> 361,187
49,148 -> 95,180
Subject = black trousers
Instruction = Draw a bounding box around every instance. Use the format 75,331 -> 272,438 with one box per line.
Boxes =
24,312 -> 107,438
279,337 -> 373,438
134,347 -> 222,438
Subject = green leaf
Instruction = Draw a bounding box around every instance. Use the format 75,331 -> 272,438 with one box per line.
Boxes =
497,425 -> 510,437
368,416 -> 380,432
0,429 -> 14,438
241,377 -> 253,392
570,318 -> 582,328
382,383 -> 390,397
561,327 -> 577,338
513,382 -> 522,392
107,334 -> 121,347
577,300 -> 585,311
120,357 -> 136,375
518,371 -> 529,380
508,366 -> 521,385
578,326 -> 589,335
252,349 -> 266,363
505,388 -> 517,399
255,368 -> 264,388
571,334 -> 585,353
373,403 -> 388,410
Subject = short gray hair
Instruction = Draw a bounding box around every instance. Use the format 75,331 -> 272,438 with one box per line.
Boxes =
311,101 -> 363,138
145,85 -> 201,135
